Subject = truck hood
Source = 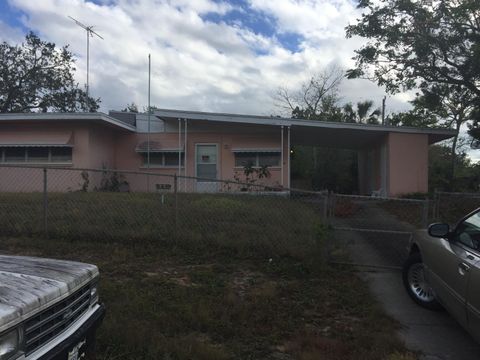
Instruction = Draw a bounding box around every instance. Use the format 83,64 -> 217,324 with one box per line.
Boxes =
0,255 -> 98,333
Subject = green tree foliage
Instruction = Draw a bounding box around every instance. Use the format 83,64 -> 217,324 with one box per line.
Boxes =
429,145 -> 480,192
0,32 -> 100,113
347,0 -> 480,189
343,100 -> 381,124
346,0 -> 480,98
121,103 -> 139,113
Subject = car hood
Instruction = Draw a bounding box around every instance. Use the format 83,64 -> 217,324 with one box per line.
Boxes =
0,255 -> 98,333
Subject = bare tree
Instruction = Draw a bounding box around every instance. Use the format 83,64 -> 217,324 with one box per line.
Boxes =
275,65 -> 344,120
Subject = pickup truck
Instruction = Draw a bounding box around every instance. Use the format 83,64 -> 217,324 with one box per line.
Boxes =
0,254 -> 105,360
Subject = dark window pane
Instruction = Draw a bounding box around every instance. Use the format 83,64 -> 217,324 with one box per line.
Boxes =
164,152 -> 184,166
197,164 -> 217,180
4,147 -> 25,162
51,147 -> 72,162
258,153 -> 280,166
27,147 -> 49,162
143,153 -> 163,166
235,153 -> 256,167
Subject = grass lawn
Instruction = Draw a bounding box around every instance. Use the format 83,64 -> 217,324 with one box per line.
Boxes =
0,192 -> 415,359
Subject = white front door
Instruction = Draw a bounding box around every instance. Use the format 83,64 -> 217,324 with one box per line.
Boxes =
195,144 -> 218,192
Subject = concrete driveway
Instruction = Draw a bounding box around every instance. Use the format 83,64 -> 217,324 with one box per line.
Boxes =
363,270 -> 480,360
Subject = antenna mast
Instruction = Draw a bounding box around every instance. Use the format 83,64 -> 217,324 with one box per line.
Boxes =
68,16 -> 104,100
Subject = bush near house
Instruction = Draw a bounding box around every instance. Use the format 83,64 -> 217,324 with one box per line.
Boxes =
0,194 -> 414,360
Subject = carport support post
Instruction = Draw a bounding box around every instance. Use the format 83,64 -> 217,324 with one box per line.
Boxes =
43,167 -> 48,238
174,173 -> 178,241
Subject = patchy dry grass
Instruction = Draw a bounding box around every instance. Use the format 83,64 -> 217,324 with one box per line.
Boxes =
0,235 -> 414,360
0,192 -> 415,359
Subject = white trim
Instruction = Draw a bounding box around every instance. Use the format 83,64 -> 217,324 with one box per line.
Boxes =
231,148 -> 281,153
153,108 -> 455,141
136,148 -> 183,153
0,113 -> 136,131
195,143 -> 219,182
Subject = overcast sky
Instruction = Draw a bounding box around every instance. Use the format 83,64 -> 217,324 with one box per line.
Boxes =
0,0 -> 417,115
0,0 -> 478,160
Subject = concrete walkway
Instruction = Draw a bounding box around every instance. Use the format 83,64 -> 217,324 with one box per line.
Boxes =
329,200 -> 480,359
363,270 -> 480,360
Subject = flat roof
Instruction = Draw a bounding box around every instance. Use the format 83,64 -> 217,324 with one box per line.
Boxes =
0,112 -> 136,131
154,108 -> 455,145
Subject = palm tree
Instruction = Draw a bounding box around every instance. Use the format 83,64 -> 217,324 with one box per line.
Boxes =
343,101 -> 381,124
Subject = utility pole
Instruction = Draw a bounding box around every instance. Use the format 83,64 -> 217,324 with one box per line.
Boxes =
68,16 -> 104,100
382,96 -> 387,125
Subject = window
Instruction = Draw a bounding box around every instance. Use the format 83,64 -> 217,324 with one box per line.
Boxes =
234,152 -> 281,167
142,152 -> 184,167
0,147 -> 72,164
453,211 -> 480,251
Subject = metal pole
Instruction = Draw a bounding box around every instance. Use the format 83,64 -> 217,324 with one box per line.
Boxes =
178,118 -> 182,180
86,30 -> 89,99
280,126 -> 284,187
43,168 -> 48,237
382,96 -> 386,125
287,126 -> 291,189
184,119 -> 187,192
147,54 -> 151,170
174,173 -> 178,240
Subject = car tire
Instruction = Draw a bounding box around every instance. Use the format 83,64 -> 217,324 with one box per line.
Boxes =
402,252 -> 443,311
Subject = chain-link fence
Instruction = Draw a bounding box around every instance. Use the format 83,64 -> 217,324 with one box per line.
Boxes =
1,165 -> 478,269
0,165 -> 329,261
327,194 -> 428,269
433,190 -> 480,225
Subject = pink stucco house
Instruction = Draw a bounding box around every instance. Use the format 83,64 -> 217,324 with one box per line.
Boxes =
0,109 -> 454,196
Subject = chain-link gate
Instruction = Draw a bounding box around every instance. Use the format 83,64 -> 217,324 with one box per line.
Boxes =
326,193 -> 429,270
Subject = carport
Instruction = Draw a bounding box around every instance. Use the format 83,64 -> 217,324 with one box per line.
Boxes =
153,109 -> 455,196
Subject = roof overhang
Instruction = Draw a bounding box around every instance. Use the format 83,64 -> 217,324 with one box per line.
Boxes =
0,113 -> 136,132
154,108 -> 455,148
0,131 -> 73,147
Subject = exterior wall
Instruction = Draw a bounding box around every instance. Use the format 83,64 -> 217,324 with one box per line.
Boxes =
114,126 -> 289,192
388,132 -> 429,196
0,122 -> 122,192
357,138 -> 387,196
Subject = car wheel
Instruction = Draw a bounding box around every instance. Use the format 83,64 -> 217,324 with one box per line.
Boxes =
402,252 -> 442,311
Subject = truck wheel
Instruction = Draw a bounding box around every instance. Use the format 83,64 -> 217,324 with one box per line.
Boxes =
402,252 -> 442,311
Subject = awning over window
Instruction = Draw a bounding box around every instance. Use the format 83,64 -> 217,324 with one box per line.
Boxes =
231,148 -> 281,153
0,132 -> 73,147
135,141 -> 183,153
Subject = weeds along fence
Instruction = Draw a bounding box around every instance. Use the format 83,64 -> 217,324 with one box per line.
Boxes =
433,190 -> 480,225
1,165 -> 478,268
0,165 -> 329,260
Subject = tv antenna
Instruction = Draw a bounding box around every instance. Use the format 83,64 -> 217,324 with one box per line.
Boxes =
68,16 -> 104,99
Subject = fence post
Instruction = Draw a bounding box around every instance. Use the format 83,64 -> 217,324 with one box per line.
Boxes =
322,193 -> 328,220
422,199 -> 429,229
174,173 -> 178,240
43,167 -> 48,238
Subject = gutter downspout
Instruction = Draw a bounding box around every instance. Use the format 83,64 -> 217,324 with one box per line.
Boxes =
281,126 -> 284,187
184,118 -> 188,192
287,126 -> 291,189
178,118 -> 182,181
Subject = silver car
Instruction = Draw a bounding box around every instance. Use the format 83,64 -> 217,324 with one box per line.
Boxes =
403,207 -> 480,343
